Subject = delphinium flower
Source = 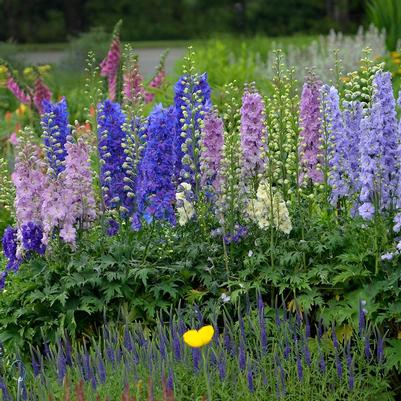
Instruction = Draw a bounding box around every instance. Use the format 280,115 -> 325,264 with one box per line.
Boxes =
33,75 -> 52,114
265,50 -> 300,199
239,84 -> 266,192
343,48 -> 384,108
0,158 -> 15,216
135,105 -> 176,226
41,98 -> 71,175
58,139 -> 97,245
121,116 -> 148,224
199,108 -> 224,192
100,20 -> 122,101
173,48 -> 211,193
342,100 -> 363,200
247,180 -> 292,234
20,222 -> 46,255
298,73 -> 323,184
358,71 -> 398,218
175,182 -> 195,226
320,85 -> 351,206
144,50 -> 168,103
97,100 -> 128,212
0,227 -> 21,289
13,129 -> 48,228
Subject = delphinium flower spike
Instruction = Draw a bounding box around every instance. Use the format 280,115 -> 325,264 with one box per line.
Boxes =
173,47 -> 211,194
136,104 -> 176,226
298,73 -> 323,184
41,97 -> 71,175
239,83 -> 266,193
97,100 -> 128,213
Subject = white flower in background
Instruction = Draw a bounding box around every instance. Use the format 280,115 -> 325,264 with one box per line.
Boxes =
176,182 -> 195,226
220,293 -> 231,303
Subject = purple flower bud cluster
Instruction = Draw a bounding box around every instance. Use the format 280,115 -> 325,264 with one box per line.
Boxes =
41,98 -> 71,175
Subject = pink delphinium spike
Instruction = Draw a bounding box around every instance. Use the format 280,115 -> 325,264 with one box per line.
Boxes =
7,75 -> 32,105
100,21 -> 122,101
33,77 -> 52,114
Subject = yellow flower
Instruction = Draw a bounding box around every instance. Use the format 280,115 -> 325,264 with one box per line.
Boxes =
183,325 -> 214,348
394,58 -> 401,65
16,104 -> 27,117
0,65 -> 8,75
391,51 -> 400,59
23,67 -> 33,77
38,64 -> 51,74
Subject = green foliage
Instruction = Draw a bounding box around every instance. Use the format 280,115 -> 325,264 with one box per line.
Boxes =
367,0 -> 401,50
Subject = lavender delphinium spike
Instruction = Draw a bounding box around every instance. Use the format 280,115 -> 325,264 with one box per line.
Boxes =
358,71 -> 398,218
192,348 -> 201,373
364,333 -> 372,360
299,74 -> 323,184
320,85 -> 350,205
240,85 -> 266,189
200,109 -> 224,192
359,300 -> 367,335
377,331 -> 384,364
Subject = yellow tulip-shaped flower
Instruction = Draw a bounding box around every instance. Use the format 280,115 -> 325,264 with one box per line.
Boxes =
183,325 -> 214,348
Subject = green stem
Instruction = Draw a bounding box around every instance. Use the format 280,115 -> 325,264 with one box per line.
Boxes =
202,349 -> 212,401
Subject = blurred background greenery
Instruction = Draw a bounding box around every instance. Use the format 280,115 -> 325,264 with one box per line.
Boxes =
1,0 -> 366,43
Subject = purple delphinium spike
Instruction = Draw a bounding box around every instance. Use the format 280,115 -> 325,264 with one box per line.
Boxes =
318,349 -> 326,373
21,222 -> 46,255
332,325 -> 339,350
106,219 -> 120,236
223,327 -> 234,355
173,73 -> 211,190
159,329 -> 167,360
135,104 -> 176,226
64,337 -> 72,366
240,85 -> 266,187
41,97 -> 70,175
335,350 -> 343,380
106,342 -> 115,366
1,226 -> 22,289
304,312 -> 311,339
83,351 -> 91,382
317,320 -> 324,340
200,109 -> 224,191
299,74 -> 323,184
296,348 -> 303,381
167,368 -> 174,392
97,100 -> 128,211
283,337 -> 291,360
